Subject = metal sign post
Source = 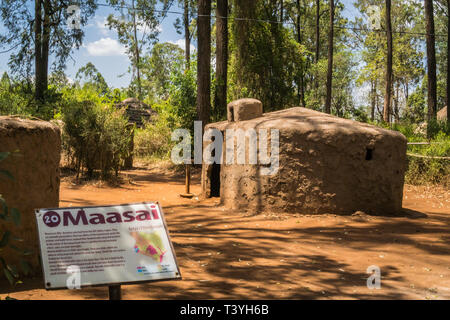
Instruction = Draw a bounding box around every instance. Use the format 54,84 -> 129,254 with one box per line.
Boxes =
108,285 -> 122,300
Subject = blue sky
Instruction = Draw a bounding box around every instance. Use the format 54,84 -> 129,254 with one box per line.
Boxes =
0,0 -> 360,89
58,2 -> 190,88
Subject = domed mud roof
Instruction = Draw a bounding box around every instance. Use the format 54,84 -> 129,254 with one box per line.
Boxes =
206,107 -> 405,141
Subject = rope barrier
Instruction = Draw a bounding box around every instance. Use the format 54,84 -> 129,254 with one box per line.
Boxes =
407,153 -> 450,160
407,142 -> 446,145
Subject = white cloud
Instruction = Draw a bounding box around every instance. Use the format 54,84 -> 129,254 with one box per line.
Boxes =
168,39 -> 196,53
96,17 -> 110,36
85,38 -> 126,56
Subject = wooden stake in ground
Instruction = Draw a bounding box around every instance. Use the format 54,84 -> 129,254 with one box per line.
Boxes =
180,163 -> 194,198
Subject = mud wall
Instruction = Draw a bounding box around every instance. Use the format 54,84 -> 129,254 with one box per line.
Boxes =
217,129 -> 406,215
0,117 -> 61,272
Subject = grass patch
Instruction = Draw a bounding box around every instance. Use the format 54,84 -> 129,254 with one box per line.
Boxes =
390,122 -> 449,187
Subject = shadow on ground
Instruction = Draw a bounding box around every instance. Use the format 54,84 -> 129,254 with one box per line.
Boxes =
1,200 -> 448,300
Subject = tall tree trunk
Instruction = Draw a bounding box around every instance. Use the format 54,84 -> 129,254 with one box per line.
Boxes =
325,0 -> 334,114
425,0 -> 437,126
394,81 -> 399,122
280,0 -> 284,22
447,0 -> 450,122
233,1 -> 255,95
34,0 -> 43,101
34,0 -> 50,103
132,0 -> 142,99
197,0 -> 211,127
315,0 -> 320,64
405,81 -> 409,103
268,0 -> 280,110
42,0 -> 49,90
371,79 -> 376,121
214,0 -> 228,119
383,0 -> 393,123
184,0 -> 191,68
296,0 -> 305,107
376,86 -> 383,119
314,0 -> 320,96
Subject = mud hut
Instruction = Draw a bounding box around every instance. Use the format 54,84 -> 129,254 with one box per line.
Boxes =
115,98 -> 157,168
201,99 -> 407,215
0,117 -> 61,269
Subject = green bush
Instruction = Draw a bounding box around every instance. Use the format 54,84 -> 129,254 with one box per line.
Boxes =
427,119 -> 450,138
405,131 -> 450,187
0,79 -> 33,117
166,60 -> 198,131
406,156 -> 450,187
388,122 -> 450,186
134,108 -> 174,160
62,100 -> 132,179
391,123 -> 418,140
135,62 -> 197,162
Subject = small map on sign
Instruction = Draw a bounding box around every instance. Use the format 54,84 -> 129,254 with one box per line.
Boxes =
131,231 -> 167,263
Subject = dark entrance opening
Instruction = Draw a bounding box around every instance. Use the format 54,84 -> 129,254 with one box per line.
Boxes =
210,163 -> 221,197
209,132 -> 223,197
365,148 -> 373,161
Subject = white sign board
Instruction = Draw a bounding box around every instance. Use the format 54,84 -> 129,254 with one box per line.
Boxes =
35,202 -> 181,290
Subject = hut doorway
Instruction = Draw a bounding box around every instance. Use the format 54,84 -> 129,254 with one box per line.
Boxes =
210,163 -> 221,197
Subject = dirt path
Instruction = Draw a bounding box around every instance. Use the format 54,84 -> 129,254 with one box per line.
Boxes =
1,166 -> 449,300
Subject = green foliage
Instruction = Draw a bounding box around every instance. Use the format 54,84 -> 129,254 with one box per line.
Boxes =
351,106 -> 370,123
134,111 -> 174,160
0,76 -> 33,117
305,49 -> 357,115
353,0 -> 426,122
135,57 -> 198,161
403,81 -> 427,124
390,123 -> 450,187
427,119 -> 450,138
141,42 -> 185,101
76,63 -> 109,95
229,4 -> 306,111
1,65 -> 135,180
0,0 -> 97,87
406,155 -> 450,188
0,71 -> 71,120
133,55 -> 198,161
0,152 -> 33,286
61,97 -> 132,179
167,59 -> 198,131
228,0 -> 356,115
391,123 -> 419,140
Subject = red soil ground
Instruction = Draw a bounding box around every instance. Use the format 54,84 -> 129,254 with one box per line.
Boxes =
1,164 -> 449,300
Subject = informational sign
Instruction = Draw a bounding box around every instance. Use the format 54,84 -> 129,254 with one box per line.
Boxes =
35,202 -> 181,290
